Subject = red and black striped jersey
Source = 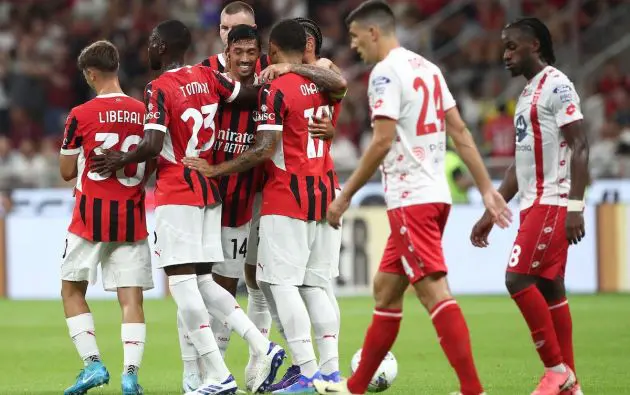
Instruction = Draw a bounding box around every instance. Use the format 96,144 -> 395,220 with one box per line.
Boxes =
256,74 -> 343,221
144,65 -> 241,207
200,53 -> 270,76
60,93 -> 148,242
211,99 -> 263,227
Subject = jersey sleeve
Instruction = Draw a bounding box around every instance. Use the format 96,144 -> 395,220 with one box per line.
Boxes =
368,64 -> 401,121
60,109 -> 81,155
256,83 -> 286,132
143,80 -> 170,133
437,70 -> 456,111
209,69 -> 241,103
548,79 -> 584,128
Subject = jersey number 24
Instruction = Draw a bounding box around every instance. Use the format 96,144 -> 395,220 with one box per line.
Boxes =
414,75 -> 445,136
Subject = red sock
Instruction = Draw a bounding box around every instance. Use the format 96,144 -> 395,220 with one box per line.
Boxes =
549,297 -> 575,374
512,285 -> 563,368
430,299 -> 484,395
347,308 -> 402,394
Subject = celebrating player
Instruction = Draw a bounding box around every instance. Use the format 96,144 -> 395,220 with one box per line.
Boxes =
470,18 -> 589,395
200,1 -> 270,74
90,20 -> 285,395
314,1 -> 511,394
59,40 -> 152,395
184,18 -> 347,393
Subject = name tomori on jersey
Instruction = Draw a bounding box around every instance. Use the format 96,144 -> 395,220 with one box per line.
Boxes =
179,81 -> 210,97
99,110 -> 143,125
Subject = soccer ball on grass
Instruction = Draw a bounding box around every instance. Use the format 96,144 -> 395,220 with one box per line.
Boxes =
350,349 -> 398,392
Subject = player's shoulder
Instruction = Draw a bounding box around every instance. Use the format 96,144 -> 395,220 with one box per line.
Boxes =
543,67 -> 579,97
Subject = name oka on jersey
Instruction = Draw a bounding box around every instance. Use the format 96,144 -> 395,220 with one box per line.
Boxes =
513,66 -> 583,210
144,65 -> 241,207
256,74 -> 341,221
61,93 -> 148,242
368,47 -> 456,209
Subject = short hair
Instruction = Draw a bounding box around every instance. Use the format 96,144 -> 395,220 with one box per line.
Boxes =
156,20 -> 192,56
505,17 -> 556,65
77,40 -> 119,72
269,19 -> 306,55
227,24 -> 261,49
222,1 -> 255,17
294,17 -> 322,56
345,0 -> 395,32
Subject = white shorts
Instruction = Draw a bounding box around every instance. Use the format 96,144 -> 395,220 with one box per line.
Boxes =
257,215 -> 342,287
154,204 -> 223,268
245,192 -> 262,267
61,232 -> 153,292
212,221 -> 252,279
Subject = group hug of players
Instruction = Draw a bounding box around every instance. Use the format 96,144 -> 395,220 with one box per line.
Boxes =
57,1 -> 589,395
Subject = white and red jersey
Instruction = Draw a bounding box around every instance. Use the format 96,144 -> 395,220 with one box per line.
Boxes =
368,47 -> 456,209
144,65 -> 240,207
513,66 -> 583,211
61,94 -> 148,242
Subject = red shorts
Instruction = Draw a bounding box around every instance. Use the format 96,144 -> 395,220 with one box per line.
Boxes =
379,203 -> 450,284
507,204 -> 568,280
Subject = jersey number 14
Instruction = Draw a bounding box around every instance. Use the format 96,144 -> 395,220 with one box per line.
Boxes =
414,75 -> 445,136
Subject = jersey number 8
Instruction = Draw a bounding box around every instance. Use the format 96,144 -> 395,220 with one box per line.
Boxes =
88,133 -> 146,187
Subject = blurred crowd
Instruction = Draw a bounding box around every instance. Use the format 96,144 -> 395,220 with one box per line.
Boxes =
0,0 -> 629,190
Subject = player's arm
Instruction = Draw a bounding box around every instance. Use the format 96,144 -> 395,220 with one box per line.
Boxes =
260,63 -> 347,98
59,111 -> 80,181
496,161 -> 518,203
206,68 -> 260,107
562,122 -> 589,202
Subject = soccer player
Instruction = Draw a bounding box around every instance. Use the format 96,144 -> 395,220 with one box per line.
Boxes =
183,19 -> 348,393
59,40 -> 152,395
470,18 -> 589,395
200,1 -> 270,74
314,1 -> 512,395
90,20 -> 285,395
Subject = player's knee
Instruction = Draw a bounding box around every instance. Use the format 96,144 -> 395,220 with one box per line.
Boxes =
413,273 -> 451,312
61,280 -> 86,302
244,264 -> 258,289
505,272 -> 537,295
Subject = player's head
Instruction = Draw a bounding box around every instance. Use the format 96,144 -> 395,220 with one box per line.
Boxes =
502,17 -> 556,77
77,40 -> 119,89
226,24 -> 261,81
220,1 -> 256,45
268,19 -> 306,64
294,17 -> 322,63
148,20 -> 192,71
346,0 -> 396,64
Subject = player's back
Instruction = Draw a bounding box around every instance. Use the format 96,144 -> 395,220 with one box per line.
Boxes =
256,72 -> 337,221
368,47 -> 456,209
145,65 -> 239,207
62,93 -> 148,242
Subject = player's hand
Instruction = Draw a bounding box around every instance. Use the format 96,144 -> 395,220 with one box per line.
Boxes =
309,111 -> 335,140
314,58 -> 334,69
182,157 -> 216,178
327,195 -> 350,229
565,211 -> 585,245
481,189 -> 512,229
90,149 -> 125,175
470,210 -> 494,248
260,63 -> 291,82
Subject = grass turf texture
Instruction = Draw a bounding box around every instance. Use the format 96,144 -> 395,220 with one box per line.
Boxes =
0,294 -> 628,394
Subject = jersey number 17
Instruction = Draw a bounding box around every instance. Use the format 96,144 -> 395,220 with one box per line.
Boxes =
304,105 -> 333,159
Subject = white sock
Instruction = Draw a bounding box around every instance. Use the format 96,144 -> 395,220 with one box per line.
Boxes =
211,318 -> 231,357
66,313 -> 101,365
177,312 -> 200,376
300,286 -> 339,375
121,323 -> 145,374
197,274 -> 269,356
169,274 -> 230,381
246,285 -> 272,339
325,282 -> 341,329
259,282 -> 297,366
268,283 -> 317,377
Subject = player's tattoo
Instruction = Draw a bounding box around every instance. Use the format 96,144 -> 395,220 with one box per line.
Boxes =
289,64 -> 347,94
214,131 -> 279,176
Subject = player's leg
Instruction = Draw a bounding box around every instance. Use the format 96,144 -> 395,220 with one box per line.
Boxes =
257,215 -> 318,392
401,204 -> 484,395
154,205 -> 234,392
197,206 -> 284,393
61,233 -> 110,395
505,205 -> 575,393
105,238 -> 153,395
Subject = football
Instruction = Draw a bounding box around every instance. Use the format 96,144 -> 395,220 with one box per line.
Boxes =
350,349 -> 398,392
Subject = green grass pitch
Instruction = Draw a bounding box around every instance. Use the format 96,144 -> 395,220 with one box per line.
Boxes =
1,294 -> 629,394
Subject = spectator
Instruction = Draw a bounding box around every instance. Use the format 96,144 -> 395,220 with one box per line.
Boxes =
11,138 -> 48,188
0,135 -> 16,189
483,103 -> 515,158
590,120 -> 622,179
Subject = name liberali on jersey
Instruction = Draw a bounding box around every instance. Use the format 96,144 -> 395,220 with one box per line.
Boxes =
99,110 -> 143,125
